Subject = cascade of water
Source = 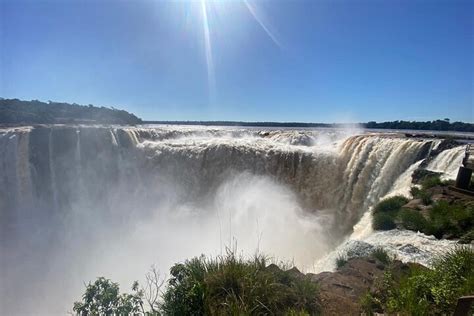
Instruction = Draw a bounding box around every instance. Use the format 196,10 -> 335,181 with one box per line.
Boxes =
0,125 -> 466,316
426,146 -> 465,180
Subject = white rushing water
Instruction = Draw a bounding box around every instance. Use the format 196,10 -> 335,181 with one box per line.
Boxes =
314,143 -> 466,273
0,125 -> 466,315
426,146 -> 465,180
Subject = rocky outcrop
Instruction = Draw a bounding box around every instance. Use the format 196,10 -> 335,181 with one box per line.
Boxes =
276,257 -> 419,315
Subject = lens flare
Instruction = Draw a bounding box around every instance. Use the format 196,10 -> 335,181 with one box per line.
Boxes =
196,0 -> 281,101
200,0 -> 216,102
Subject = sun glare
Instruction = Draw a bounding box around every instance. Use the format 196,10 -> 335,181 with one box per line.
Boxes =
194,0 -> 280,101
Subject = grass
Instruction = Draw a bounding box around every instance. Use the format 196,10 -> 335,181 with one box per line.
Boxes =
373,213 -> 396,230
335,254 -> 348,269
361,247 -> 474,315
426,200 -> 474,239
420,175 -> 442,190
161,251 -> 321,315
374,196 -> 409,214
399,208 -> 429,232
410,186 -> 433,205
372,196 -> 408,231
459,229 -> 474,244
372,178 -> 474,240
370,247 -> 392,265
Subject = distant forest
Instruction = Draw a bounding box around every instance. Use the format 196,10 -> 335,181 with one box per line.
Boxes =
1,98 -> 472,132
0,98 -> 142,125
147,120 -> 474,132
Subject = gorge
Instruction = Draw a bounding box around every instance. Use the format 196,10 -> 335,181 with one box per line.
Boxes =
0,125 -> 467,315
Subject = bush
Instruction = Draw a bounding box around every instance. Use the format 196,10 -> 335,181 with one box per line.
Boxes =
73,277 -> 144,315
360,292 -> 382,315
426,201 -> 474,239
374,196 -> 409,214
335,254 -> 348,269
367,247 -> 474,315
399,209 -> 428,232
370,247 -> 392,265
459,230 -> 474,244
410,186 -> 433,205
373,212 -> 396,230
421,175 -> 442,190
161,251 -> 320,315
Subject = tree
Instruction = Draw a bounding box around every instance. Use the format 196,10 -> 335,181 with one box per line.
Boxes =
73,268 -> 164,315
73,277 -> 144,315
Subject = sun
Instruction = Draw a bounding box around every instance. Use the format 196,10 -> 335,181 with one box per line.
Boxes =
195,0 -> 281,101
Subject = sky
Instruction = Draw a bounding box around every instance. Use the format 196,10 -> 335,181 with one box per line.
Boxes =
0,0 -> 472,123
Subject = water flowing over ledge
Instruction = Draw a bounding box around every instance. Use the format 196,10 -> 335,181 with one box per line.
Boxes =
0,125 -> 463,315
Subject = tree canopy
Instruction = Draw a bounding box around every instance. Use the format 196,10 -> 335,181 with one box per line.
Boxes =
0,98 -> 142,125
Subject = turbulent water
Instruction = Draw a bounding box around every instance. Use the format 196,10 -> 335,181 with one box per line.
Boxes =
0,125 -> 465,315
426,146 -> 465,180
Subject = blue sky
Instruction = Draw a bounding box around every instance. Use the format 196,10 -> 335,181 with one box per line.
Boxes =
1,0 -> 472,122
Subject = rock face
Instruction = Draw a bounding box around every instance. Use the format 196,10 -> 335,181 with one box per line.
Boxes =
284,257 -> 417,315
310,258 -> 386,315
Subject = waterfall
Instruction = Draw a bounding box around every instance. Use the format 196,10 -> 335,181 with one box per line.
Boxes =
0,126 -> 435,233
426,146 -> 465,180
0,125 -> 461,316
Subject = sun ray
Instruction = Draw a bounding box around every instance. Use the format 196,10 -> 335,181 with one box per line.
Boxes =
200,0 -> 216,102
243,0 -> 282,48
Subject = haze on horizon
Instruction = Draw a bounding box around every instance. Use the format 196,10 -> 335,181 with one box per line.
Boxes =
0,0 -> 472,123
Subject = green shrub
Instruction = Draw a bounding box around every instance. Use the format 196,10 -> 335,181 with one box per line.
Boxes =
426,201 -> 474,239
161,251 -> 320,315
429,247 -> 474,313
368,247 -> 474,315
459,229 -> 474,244
374,196 -> 409,214
335,254 -> 347,269
161,257 -> 207,315
373,212 -> 396,230
410,186 -> 432,205
410,186 -> 421,198
73,277 -> 144,315
399,209 -> 429,232
421,175 -> 442,190
370,247 -> 392,265
360,292 -> 382,315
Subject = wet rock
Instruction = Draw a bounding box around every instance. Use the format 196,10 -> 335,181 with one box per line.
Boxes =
412,169 -> 442,184
399,243 -> 420,254
403,198 -> 423,210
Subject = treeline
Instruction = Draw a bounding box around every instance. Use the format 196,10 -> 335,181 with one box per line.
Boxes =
147,120 -> 474,132
146,120 -> 351,128
365,119 -> 474,132
0,98 -> 142,125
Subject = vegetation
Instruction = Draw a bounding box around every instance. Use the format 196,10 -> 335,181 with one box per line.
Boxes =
365,119 -> 474,133
361,247 -> 474,315
161,252 -> 320,315
142,119 -> 474,132
370,247 -> 392,265
336,247 -> 393,269
0,98 -> 142,125
374,196 -> 410,214
372,196 -> 409,231
372,176 -> 474,241
399,208 -> 429,232
73,277 -> 145,315
335,254 -> 348,269
74,252 -> 320,315
373,198 -> 474,239
372,213 -> 397,230
410,186 -> 433,205
73,267 -> 163,315
427,200 -> 474,239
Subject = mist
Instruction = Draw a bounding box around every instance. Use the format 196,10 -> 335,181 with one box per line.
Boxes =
2,170 -> 332,315
1,125 -> 433,315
